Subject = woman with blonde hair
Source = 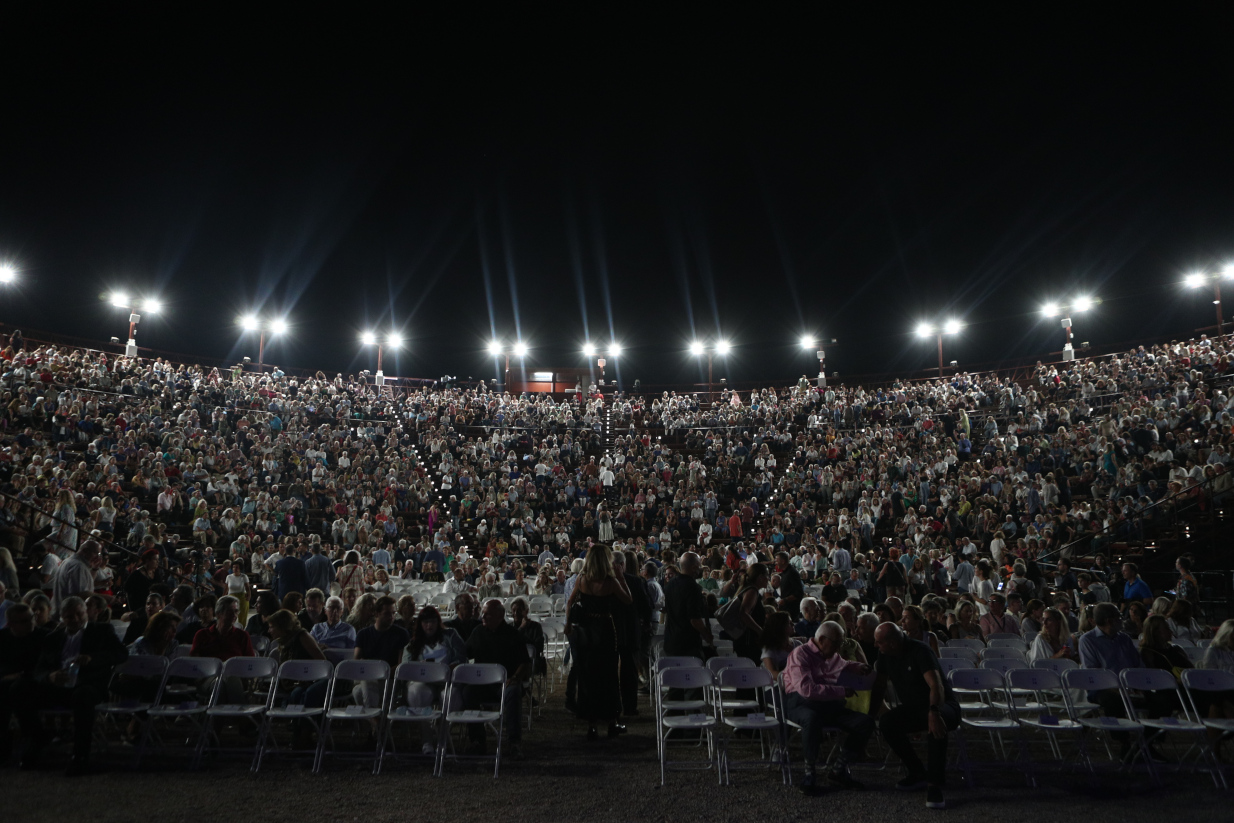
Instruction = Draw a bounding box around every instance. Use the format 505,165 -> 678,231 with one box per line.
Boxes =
1029,608 -> 1077,663
565,544 -> 632,739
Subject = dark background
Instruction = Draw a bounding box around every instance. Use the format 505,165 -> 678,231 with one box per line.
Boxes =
2,7 -> 1233,388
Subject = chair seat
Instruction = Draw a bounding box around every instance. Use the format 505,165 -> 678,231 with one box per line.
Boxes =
961,718 -> 1019,731
387,709 -> 442,722
446,710 -> 501,724
722,717 -> 782,731
99,702 -> 153,714
1079,717 -> 1143,732
662,700 -> 706,711
207,704 -> 266,716
1018,717 -> 1083,731
149,705 -> 208,717
1141,717 -> 1205,732
718,700 -> 761,712
1202,718 -> 1234,732
268,706 -> 325,718
327,707 -> 383,720
663,715 -> 718,729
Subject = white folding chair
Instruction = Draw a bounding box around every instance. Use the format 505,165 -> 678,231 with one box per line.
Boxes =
379,661 -> 450,776
316,659 -> 389,774
948,668 -> 1020,785
988,637 -> 1029,652
948,637 -> 986,654
1184,646 -> 1207,665
98,654 -> 168,753
1005,668 -> 1085,782
1061,668 -> 1159,785
323,647 -> 352,666
940,646 -> 980,664
442,663 -> 508,778
254,659 -> 334,772
1182,668 -> 1234,789
706,656 -> 756,677
657,667 -> 720,785
987,633 -> 1023,644
1120,667 -> 1220,787
202,655 -> 278,771
982,647 -> 1028,664
136,656 -> 222,768
251,635 -> 271,655
713,667 -> 789,785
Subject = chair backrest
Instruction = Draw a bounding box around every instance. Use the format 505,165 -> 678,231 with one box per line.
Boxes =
938,657 -> 975,675
948,667 -> 1008,691
335,659 -> 391,682
658,666 -> 715,691
451,663 -> 506,687
1031,657 -> 1078,674
166,656 -> 224,680
220,655 -> 278,680
251,635 -> 271,654
655,656 -> 704,673
1182,668 -> 1234,692
118,654 -> 170,679
940,646 -> 979,661
980,658 -> 1022,676
988,637 -> 1028,650
949,638 -> 986,653
987,633 -> 1023,643
1063,667 -> 1120,693
1184,646 -> 1206,664
706,656 -> 756,675
174,644 -> 194,658
718,667 -> 774,691
982,647 -> 1027,661
394,661 -> 450,686
324,648 -> 352,665
277,659 -> 334,683
1006,667 -> 1062,692
1119,667 -> 1181,694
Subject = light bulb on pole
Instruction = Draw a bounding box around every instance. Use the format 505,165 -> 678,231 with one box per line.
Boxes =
109,291 -> 160,358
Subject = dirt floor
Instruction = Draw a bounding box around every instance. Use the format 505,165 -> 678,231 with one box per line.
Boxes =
6,677 -> 1232,823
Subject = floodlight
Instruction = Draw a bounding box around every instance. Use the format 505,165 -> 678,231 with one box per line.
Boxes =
1185,273 -> 1206,289
714,340 -> 731,356
141,299 -> 160,314
386,334 -> 403,349
487,340 -> 503,356
0,265 -> 15,284
361,332 -> 378,346
800,335 -> 815,349
689,341 -> 705,356
1224,264 -> 1234,279
943,320 -> 962,335
582,342 -> 597,357
916,323 -> 935,338
240,315 -> 259,331
1072,296 -> 1093,312
1042,302 -> 1059,317
608,343 -> 622,357
110,292 -> 130,308
512,342 -> 528,357
270,319 -> 288,335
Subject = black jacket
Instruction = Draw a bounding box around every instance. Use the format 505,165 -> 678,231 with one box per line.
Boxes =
36,622 -> 128,691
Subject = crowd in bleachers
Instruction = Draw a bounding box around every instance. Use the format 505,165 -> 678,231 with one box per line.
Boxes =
3,329 -> 1234,803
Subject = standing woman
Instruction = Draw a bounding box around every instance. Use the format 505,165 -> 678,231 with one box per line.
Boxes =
337,550 -> 365,593
565,544 -> 632,739
226,556 -> 253,626
733,563 -> 770,664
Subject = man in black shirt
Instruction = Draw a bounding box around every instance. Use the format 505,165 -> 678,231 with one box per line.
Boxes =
663,552 -> 712,657
353,596 -> 409,707
464,600 -> 530,757
869,623 -> 960,810
775,551 -> 805,620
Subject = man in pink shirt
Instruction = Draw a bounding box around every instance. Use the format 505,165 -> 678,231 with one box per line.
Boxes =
781,621 -> 874,792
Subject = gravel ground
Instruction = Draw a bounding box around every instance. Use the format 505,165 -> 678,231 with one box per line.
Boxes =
6,680 -> 1232,823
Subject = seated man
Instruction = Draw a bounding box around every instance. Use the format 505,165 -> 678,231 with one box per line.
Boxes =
445,593 -> 481,641
352,595 -> 409,707
781,620 -> 875,791
463,599 -> 530,758
476,573 -> 503,600
1078,602 -> 1143,741
14,596 -> 128,775
310,596 -> 357,649
869,622 -> 960,811
978,593 -> 1020,637
297,588 -> 327,631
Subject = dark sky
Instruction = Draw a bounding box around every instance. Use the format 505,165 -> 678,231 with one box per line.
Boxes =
2,8 -> 1233,388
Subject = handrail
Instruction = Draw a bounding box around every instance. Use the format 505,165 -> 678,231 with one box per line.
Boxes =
0,488 -> 139,562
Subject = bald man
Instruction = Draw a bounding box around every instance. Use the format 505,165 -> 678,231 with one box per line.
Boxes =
781,621 -> 874,792
664,552 -> 712,657
869,622 -> 959,810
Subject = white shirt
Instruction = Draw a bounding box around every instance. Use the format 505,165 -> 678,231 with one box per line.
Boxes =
53,554 -> 95,609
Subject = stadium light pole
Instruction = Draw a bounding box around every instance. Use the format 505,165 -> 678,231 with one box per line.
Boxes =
361,331 -> 403,387
916,320 -> 961,377
489,340 -> 528,391
800,334 -> 827,388
1186,269 -> 1234,337
109,292 -> 160,358
239,315 -> 288,371
691,339 -> 730,404
1042,297 -> 1095,360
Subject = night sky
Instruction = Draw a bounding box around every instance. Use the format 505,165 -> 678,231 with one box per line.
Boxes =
2,8 -> 1233,389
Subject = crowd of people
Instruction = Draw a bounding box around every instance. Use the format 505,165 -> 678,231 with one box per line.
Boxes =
2,329 -> 1234,806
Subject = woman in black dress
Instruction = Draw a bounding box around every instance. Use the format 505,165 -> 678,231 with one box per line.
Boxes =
565,544 -> 632,739
733,562 -> 769,664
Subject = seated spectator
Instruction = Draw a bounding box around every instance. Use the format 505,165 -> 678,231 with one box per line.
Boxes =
310,596 -> 357,650
190,595 -> 255,661
1028,608 -> 1078,664
268,608 -> 326,664
401,604 -> 466,754
245,590 -> 280,639
177,594 -> 216,644
1165,599 -> 1206,645
761,610 -> 797,677
509,597 -> 545,675
442,566 -> 472,596
462,599 -> 530,758
900,604 -> 940,657
352,595 -> 409,707
13,596 -> 128,775
794,597 -> 822,638
870,622 -> 960,810
122,591 -> 165,645
476,573 -> 503,600
978,593 -> 1020,638
297,588 -> 327,631
445,594 -> 481,641
782,620 -> 874,791
948,600 -> 984,643
1202,619 -> 1234,672
348,593 -> 380,632
130,610 -> 181,659
394,594 -> 417,633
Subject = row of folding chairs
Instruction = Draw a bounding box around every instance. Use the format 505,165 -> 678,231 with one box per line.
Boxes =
946,665 -> 1234,790
96,655 -> 514,777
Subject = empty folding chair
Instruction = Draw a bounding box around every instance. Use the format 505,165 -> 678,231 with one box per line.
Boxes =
712,640 -> 736,657
982,647 -> 1028,663
97,655 -> 168,752
253,659 -> 334,772
714,666 -> 789,785
989,637 -> 1029,652
948,638 -> 986,655
316,659 -> 390,774
136,656 -> 222,768
657,666 -> 720,785
1005,668 -> 1084,781
706,656 -> 756,677
1182,668 -> 1234,789
380,661 -> 451,776
1061,668 -> 1159,785
948,668 -> 1021,786
653,656 -> 707,756
1120,667 -> 1221,787
940,646 -> 980,664
1184,646 -> 1207,665
442,663 -> 508,778
323,648 -> 352,666
202,656 -> 278,771
987,633 -> 1024,645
